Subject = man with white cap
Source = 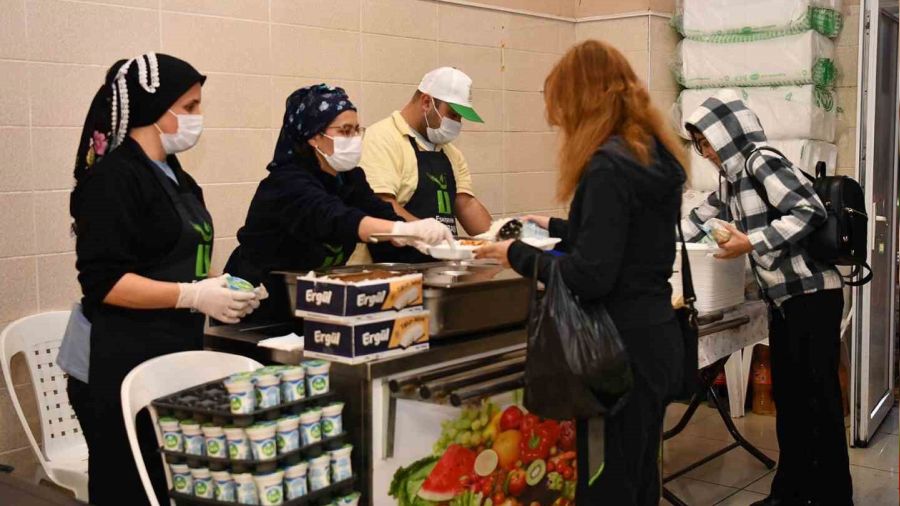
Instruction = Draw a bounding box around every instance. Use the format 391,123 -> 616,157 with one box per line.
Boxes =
360,67 -> 492,261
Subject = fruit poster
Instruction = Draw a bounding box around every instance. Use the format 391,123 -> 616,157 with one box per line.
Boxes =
387,400 -> 577,506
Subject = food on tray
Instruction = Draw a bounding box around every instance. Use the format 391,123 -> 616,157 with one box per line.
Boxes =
498,219 -> 524,240
481,217 -> 552,242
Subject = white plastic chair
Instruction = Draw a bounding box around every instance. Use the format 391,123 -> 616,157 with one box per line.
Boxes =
0,311 -> 88,501
121,351 -> 263,506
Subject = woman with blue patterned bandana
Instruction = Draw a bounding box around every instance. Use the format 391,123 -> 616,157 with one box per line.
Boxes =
226,84 -> 453,323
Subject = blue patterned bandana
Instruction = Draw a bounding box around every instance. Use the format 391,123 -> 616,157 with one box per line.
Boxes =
268,84 -> 356,172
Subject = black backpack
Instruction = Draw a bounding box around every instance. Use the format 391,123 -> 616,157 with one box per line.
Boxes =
744,146 -> 872,286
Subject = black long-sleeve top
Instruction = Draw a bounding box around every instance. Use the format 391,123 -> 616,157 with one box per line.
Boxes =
508,137 -> 686,331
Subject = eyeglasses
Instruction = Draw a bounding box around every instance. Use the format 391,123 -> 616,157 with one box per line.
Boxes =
691,135 -> 712,157
325,124 -> 366,137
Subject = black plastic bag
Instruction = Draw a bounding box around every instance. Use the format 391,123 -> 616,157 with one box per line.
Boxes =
523,261 -> 633,420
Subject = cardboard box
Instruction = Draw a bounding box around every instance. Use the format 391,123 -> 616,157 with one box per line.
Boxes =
301,309 -> 430,365
295,272 -> 423,317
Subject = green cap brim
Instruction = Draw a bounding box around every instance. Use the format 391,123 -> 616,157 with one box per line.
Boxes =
449,103 -> 484,123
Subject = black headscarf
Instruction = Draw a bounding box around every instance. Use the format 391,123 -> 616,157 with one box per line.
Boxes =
268,84 -> 356,173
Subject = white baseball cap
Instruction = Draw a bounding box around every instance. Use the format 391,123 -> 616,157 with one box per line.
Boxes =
417,67 -> 484,123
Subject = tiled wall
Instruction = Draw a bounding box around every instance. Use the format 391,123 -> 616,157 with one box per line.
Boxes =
835,0 -> 861,177
0,0 -> 580,478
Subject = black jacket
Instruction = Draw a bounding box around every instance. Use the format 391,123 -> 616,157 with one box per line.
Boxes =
508,137 -> 686,331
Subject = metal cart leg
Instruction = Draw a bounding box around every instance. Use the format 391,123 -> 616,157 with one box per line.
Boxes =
663,486 -> 689,506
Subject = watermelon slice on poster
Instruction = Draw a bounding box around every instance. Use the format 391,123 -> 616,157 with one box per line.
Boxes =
418,444 -> 477,502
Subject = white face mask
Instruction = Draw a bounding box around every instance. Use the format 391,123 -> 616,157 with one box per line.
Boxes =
317,134 -> 363,172
425,102 -> 462,145
156,110 -> 203,154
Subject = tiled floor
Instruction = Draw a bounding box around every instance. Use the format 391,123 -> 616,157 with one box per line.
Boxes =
661,403 -> 899,505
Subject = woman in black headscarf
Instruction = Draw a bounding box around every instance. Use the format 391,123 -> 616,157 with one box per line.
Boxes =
225,84 -> 453,323
64,53 -> 260,505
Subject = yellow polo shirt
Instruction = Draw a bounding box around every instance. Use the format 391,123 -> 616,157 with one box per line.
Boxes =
360,111 -> 474,206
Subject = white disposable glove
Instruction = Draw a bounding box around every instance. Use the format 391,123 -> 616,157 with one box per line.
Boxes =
392,219 -> 454,246
176,275 -> 258,324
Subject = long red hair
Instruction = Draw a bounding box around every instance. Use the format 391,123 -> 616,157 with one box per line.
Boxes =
545,40 -> 688,201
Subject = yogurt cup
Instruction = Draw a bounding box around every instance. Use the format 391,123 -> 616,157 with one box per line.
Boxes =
299,408 -> 323,446
201,424 -> 227,459
302,360 -> 331,396
254,373 -> 281,409
308,454 -> 331,492
191,467 -> 213,499
233,472 -> 259,505
253,471 -> 285,506
280,366 -> 306,403
224,426 -> 251,461
159,417 -> 183,452
283,462 -> 308,500
330,444 -> 353,482
337,492 -> 362,506
225,378 -> 256,414
275,415 -> 301,454
169,463 -> 192,495
246,423 -> 278,461
226,274 -> 255,292
180,420 -> 204,456
321,402 -> 344,438
211,470 -> 236,502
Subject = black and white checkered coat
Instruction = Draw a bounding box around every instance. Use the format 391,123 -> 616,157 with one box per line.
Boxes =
681,90 -> 842,305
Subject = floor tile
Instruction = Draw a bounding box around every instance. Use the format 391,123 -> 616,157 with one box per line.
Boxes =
879,406 -> 897,436
665,402 -> 719,430
849,430 -> 899,473
714,489 -> 767,505
849,465 -> 899,506
663,477 -> 739,505
663,435 -> 733,475
685,445 -> 778,489
744,470 -> 774,495
681,411 -> 780,452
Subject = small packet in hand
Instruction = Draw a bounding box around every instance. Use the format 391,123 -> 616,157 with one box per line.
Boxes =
701,218 -> 733,244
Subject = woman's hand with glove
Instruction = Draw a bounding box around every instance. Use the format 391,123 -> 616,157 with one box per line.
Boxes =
176,275 -> 259,324
391,219 -> 454,251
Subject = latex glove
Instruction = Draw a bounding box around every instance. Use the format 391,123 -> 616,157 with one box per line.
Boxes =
392,219 -> 454,246
176,275 -> 258,324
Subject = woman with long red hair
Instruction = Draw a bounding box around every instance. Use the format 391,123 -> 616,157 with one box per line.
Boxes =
477,40 -> 689,504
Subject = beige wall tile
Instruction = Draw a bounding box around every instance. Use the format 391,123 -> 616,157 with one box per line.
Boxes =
271,24 -> 361,79
474,0 -> 571,17
37,253 -> 80,312
362,0 -> 437,40
0,62 -> 30,126
31,128 -> 79,191
0,128 -> 34,192
212,236 -> 238,275
837,87 -> 858,129
575,0 -> 649,17
33,191 -> 74,254
201,183 -> 257,238
503,49 -> 557,92
837,5 -> 861,48
162,13 -> 269,75
465,89 -> 504,133
835,45 -> 859,88
438,43 -> 503,91
202,74 -> 272,129
575,17 -> 649,53
0,386 -> 34,452
28,0 -> 158,65
162,0 -> 268,21
503,171 -> 557,213
650,0 -> 675,12
650,90 -> 679,126
505,15 -> 561,54
362,34 -> 437,85
358,82 -> 416,128
0,194 -> 35,258
649,45 -> 678,92
179,129 -> 272,185
271,0 -> 360,31
623,50 -> 649,84
29,64 -> 106,128
0,0 -> 29,59
453,132 -> 503,174
0,258 -> 38,323
504,91 -> 549,132
649,16 -> 679,57
438,3 -> 507,48
504,132 -> 557,172
558,22 -> 577,53
471,174 -> 504,215
271,78 -> 362,128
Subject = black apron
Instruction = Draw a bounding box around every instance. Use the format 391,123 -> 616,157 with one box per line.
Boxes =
370,136 -> 458,264
87,158 -> 213,505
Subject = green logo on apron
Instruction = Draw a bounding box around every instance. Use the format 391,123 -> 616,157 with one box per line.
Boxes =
426,173 -> 452,215
318,244 -> 345,269
192,222 -> 213,278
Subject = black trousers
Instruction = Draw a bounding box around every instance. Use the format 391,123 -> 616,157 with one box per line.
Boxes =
576,318 -> 683,505
769,289 -> 853,504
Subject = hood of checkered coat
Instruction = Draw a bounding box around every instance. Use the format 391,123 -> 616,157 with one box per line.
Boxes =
685,89 -> 769,181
